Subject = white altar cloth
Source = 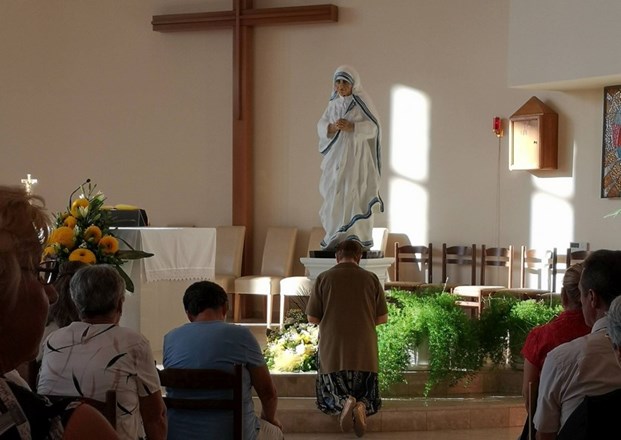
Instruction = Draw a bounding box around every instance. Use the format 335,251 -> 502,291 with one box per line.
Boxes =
116,227 -> 216,360
300,257 -> 394,287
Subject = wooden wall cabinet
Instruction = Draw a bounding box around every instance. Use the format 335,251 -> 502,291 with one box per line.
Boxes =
509,96 -> 558,170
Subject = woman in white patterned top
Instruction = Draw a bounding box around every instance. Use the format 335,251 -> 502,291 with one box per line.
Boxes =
38,265 -> 166,440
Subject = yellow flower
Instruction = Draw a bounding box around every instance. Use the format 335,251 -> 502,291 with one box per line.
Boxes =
43,246 -> 57,257
68,248 -> 96,264
84,225 -> 103,244
63,216 -> 78,228
49,226 -> 75,249
99,235 -> 119,254
70,198 -> 89,218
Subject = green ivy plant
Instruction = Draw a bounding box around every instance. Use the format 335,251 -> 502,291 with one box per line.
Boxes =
378,289 -> 483,396
478,294 -> 562,367
265,289 -> 561,399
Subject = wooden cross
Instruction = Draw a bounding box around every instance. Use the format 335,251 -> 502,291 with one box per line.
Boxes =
152,1 -> 338,272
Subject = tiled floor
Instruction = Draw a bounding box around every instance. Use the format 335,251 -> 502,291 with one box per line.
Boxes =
285,427 -> 522,439
285,428 -> 522,440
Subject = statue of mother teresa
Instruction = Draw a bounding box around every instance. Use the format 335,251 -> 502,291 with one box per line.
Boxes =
317,65 -> 384,251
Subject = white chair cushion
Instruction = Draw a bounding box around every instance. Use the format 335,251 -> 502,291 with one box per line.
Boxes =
235,275 -> 283,295
280,276 -> 314,297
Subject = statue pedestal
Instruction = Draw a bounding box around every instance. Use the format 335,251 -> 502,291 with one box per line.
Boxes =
300,256 -> 394,287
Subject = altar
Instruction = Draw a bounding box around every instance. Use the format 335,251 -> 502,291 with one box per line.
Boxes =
116,227 -> 216,359
300,256 -> 394,286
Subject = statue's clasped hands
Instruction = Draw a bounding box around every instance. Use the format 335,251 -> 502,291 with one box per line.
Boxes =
334,118 -> 354,132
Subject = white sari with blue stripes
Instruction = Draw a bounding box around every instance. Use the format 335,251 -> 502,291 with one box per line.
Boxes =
317,65 -> 384,250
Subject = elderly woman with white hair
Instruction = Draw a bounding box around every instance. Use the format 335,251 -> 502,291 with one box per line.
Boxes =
38,265 -> 167,440
317,65 -> 384,251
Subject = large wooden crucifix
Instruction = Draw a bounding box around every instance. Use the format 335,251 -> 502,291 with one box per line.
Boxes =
152,1 -> 338,272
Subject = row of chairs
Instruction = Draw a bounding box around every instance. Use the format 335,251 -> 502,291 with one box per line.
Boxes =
213,225 -> 389,329
385,242 -> 593,317
387,243 -> 592,288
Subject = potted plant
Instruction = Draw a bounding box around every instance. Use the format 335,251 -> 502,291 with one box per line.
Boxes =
478,295 -> 562,368
378,289 -> 483,396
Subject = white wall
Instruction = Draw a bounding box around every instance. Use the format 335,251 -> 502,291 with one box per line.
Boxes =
1,0 -> 620,279
508,0 -> 621,89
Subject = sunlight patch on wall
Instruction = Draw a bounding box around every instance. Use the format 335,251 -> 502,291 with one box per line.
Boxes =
390,86 -> 430,181
531,175 -> 575,199
388,85 -> 431,243
388,177 -> 429,245
529,140 -> 577,250
530,190 -> 573,249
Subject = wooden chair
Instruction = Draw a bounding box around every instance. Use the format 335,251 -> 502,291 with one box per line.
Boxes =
556,388 -> 621,440
158,365 -> 243,440
385,232 -> 411,281
44,390 -> 117,430
234,227 -> 298,328
371,227 -> 389,254
279,227 -> 325,328
566,248 -> 592,267
384,242 -> 433,292
441,243 -> 477,290
494,246 -> 557,299
452,245 -> 513,318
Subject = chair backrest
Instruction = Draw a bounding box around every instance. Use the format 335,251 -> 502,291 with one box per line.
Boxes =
394,242 -> 433,284
566,248 -> 592,268
215,226 -> 246,277
44,390 -> 117,430
260,227 -> 298,277
556,388 -> 621,440
303,227 -> 326,277
307,227 -> 325,255
385,233 -> 411,281
520,246 -> 558,292
480,245 -> 513,288
442,243 -> 477,285
158,365 -> 243,440
371,227 -> 389,254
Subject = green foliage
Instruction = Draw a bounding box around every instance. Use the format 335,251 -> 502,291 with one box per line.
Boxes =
265,289 -> 562,398
507,298 -> 562,364
378,289 -> 483,396
478,295 -> 562,367
477,296 -> 517,365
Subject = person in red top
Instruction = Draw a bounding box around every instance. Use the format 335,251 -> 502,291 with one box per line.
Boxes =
518,262 -> 590,440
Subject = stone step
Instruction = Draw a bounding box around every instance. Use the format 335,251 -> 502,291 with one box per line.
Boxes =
264,369 -> 526,433
270,368 -> 523,399
262,395 -> 526,434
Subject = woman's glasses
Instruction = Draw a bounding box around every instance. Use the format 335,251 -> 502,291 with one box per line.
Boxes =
36,260 -> 59,285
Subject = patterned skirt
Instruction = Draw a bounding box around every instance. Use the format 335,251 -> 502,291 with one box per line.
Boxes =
315,370 -> 382,416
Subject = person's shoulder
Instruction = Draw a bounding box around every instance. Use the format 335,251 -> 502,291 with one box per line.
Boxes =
226,322 -> 256,337
45,321 -> 82,341
546,333 -> 588,362
116,325 -> 154,347
164,321 -> 193,337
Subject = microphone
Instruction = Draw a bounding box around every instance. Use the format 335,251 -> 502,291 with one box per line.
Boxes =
69,178 -> 91,207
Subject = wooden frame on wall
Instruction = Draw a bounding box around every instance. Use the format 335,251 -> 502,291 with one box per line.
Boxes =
601,85 -> 621,198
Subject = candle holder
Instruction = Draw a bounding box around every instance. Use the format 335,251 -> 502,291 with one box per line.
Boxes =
493,116 -> 504,138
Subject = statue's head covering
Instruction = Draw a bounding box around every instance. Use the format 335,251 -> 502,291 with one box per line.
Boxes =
329,65 -> 380,128
331,65 -> 363,98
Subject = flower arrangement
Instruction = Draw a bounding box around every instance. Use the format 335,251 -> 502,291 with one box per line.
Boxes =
264,309 -> 318,372
43,180 -> 153,292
